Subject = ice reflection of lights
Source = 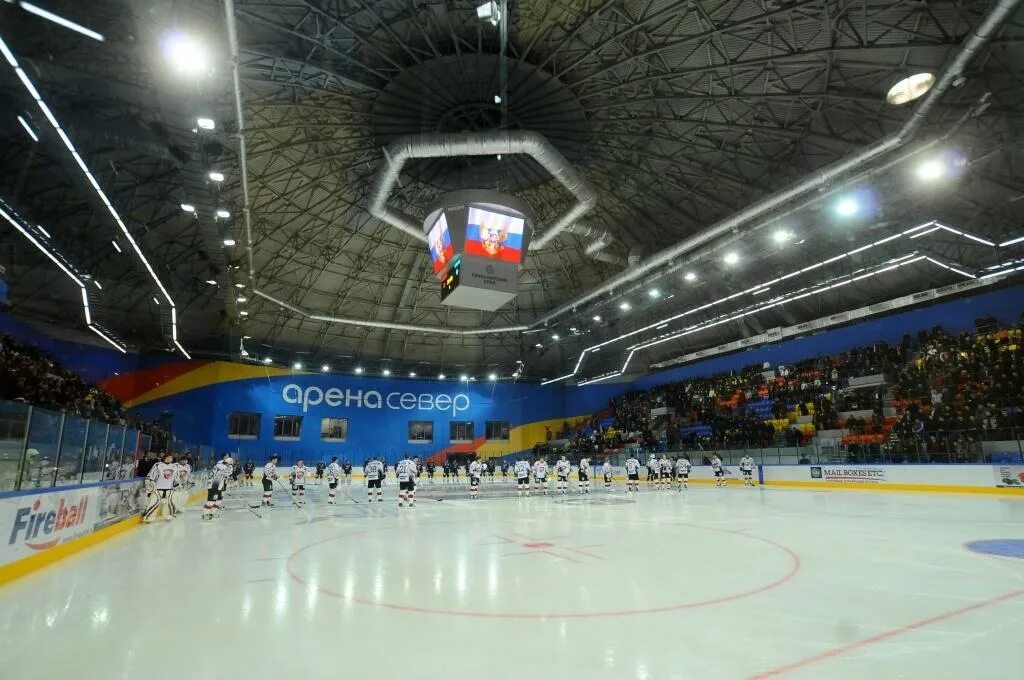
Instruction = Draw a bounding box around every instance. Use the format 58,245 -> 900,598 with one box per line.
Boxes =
344,575 -> 355,600
91,607 -> 110,630
487,561 -> 498,598
241,593 -> 252,623
274,582 -> 288,616
434,570 -> 443,594
456,557 -> 467,596
374,571 -> 385,601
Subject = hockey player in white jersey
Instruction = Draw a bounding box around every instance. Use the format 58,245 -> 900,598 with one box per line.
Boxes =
396,455 -> 417,507
468,458 -> 483,499
647,454 -> 658,488
514,458 -> 531,497
675,455 -> 692,490
532,458 -> 549,495
577,457 -> 591,494
710,454 -> 726,487
659,454 -> 673,490
290,459 -> 310,505
624,455 -> 641,493
739,455 -> 756,486
365,458 -> 384,502
554,455 -> 571,494
601,459 -> 613,491
202,455 -> 233,520
326,456 -> 343,504
261,455 -> 279,507
172,454 -> 192,516
143,453 -> 178,522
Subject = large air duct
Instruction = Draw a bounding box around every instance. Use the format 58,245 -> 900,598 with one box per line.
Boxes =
368,131 -> 597,248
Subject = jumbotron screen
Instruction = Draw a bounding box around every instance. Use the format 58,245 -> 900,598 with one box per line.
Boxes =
464,207 -> 524,264
427,213 -> 455,275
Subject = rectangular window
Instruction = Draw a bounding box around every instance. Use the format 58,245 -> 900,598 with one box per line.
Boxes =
408,421 -> 433,443
485,421 -> 510,441
449,421 -> 474,443
320,417 -> 348,442
273,415 -> 303,440
227,412 -> 260,439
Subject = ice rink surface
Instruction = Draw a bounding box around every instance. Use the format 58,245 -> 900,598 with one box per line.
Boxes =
2,479 -> 1023,680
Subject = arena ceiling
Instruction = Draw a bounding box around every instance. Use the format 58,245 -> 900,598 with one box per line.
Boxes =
0,0 -> 1022,383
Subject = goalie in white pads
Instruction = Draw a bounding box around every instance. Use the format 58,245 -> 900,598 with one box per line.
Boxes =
740,455 -> 756,486
261,455 -> 279,507
202,455 -> 233,520
290,459 -> 310,505
532,457 -> 549,495
396,455 -> 417,506
624,455 -> 641,492
514,458 -> 531,496
675,455 -> 691,490
554,455 -> 570,494
143,452 -> 178,523
326,456 -> 343,504
365,458 -> 384,502
577,457 -> 591,494
468,458 -> 482,499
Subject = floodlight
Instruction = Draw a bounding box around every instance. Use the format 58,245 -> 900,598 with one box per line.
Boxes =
161,31 -> 210,76
208,171 -> 224,182
181,203 -> 195,213
723,252 -> 740,265
196,117 -> 215,130
886,73 -> 934,106
223,238 -> 236,246
684,272 -> 697,281
216,209 -> 231,219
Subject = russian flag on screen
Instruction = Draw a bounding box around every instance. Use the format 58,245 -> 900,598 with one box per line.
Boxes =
428,214 -> 456,275
465,207 -> 524,264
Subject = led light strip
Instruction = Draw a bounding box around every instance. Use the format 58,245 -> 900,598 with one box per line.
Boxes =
0,33 -> 185,357
16,2 -> 105,42
0,202 -> 126,353
548,220 -> 1022,384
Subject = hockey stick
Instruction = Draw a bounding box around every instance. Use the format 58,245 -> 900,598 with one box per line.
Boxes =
339,484 -> 361,504
223,495 -> 263,519
272,476 -> 311,519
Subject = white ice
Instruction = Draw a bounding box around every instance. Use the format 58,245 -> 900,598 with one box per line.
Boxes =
2,479 -> 1024,680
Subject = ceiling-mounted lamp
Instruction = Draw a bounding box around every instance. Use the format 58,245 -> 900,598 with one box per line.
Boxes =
476,1 -> 500,25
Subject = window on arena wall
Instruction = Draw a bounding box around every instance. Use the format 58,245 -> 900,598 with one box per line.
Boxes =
320,417 -> 348,442
273,415 -> 303,441
450,421 -> 475,443
485,421 -> 510,441
227,412 -> 260,439
408,421 -> 433,443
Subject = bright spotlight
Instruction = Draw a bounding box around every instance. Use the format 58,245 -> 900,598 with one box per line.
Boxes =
321,364 -> 330,372
239,310 -> 249,316
223,238 -> 236,247
488,373 -> 497,381
161,31 -> 210,76
648,288 -> 660,298
205,279 -> 217,285
208,171 -> 225,183
354,367 -> 363,374
835,197 -> 859,217
684,271 -> 697,281
438,373 -> 446,380
293,362 -> 303,370
196,117 -> 215,130
460,374 -> 469,381
180,203 -> 195,213
409,371 -> 417,377
552,333 -> 560,341
216,209 -> 231,219
476,1 -> 500,25
534,343 -> 543,348
493,94 -> 502,104
593,315 -> 602,322
382,369 -> 391,376
772,229 -> 792,244
886,73 -> 934,106
916,158 -> 945,182
723,251 -> 740,265
619,302 -> 631,311
236,296 -> 247,303
262,357 -> 272,364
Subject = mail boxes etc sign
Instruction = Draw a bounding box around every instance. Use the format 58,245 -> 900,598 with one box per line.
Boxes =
810,467 -> 887,483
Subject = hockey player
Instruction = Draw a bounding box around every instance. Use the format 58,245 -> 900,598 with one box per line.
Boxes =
532,457 -> 549,495
326,457 -> 343,504
514,458 -> 531,497
243,460 -> 255,487
740,455 -> 756,486
230,459 -> 243,489
342,459 -> 353,485
501,461 -> 510,483
365,458 -> 384,502
659,454 -> 673,490
710,454 -> 726,487
202,455 -> 233,520
647,454 -> 658,488
554,455 -> 571,494
602,458 -> 613,491
578,456 -> 591,494
315,461 -> 325,486
172,455 -> 192,515
675,455 -> 692,490
442,460 -> 451,484
261,455 -> 279,507
426,460 -> 436,484
290,459 -> 310,505
143,452 -> 178,522
468,458 -> 483,499
625,454 -> 641,493
396,455 -> 417,507
487,459 -> 496,483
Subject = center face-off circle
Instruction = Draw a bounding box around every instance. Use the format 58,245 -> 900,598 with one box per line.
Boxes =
287,520 -> 799,619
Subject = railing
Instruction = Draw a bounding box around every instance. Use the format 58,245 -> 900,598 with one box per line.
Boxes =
0,399 -> 214,492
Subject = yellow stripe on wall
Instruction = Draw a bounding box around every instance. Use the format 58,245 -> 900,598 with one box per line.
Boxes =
764,479 -> 1024,496
125,362 -> 299,408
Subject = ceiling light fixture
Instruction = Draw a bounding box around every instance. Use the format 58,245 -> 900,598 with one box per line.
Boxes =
723,251 -> 740,265
835,197 -> 860,217
216,209 -> 230,219
196,117 -> 215,130
619,302 -> 631,311
180,203 -> 195,213
16,115 -> 38,142
234,283 -> 245,289
915,158 -> 945,182
205,279 -> 217,285
322,364 -> 330,372
476,1 -> 500,25
409,371 -> 417,377
886,73 -> 935,106
382,369 -> 391,376
293,362 -> 303,370
161,31 -> 210,76
208,171 -> 224,183
354,366 -> 363,374
262,357 -> 272,364
648,288 -> 660,298
773,229 -> 792,244
684,271 -> 697,281
223,238 -> 236,247
593,315 -> 602,322
239,310 -> 248,316
438,373 -> 446,379
111,240 -> 122,253
236,296 -> 247,303
488,373 -> 497,381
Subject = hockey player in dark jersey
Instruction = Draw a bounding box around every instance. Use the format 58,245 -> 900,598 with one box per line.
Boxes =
342,460 -> 353,485
243,460 -> 255,487
315,461 -> 326,486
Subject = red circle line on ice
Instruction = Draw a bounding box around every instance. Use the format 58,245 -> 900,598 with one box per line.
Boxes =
286,521 -> 802,619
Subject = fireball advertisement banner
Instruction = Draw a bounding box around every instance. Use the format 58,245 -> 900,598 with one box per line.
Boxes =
2,486 -> 98,565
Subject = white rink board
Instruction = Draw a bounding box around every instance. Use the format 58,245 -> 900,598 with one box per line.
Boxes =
761,463 -> 1024,491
